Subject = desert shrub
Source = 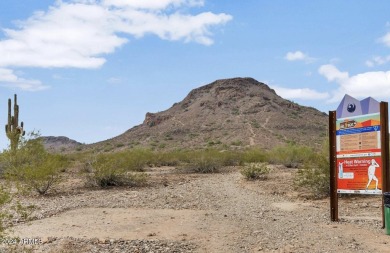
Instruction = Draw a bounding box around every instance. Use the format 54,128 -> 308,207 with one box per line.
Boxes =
116,143 -> 124,148
0,187 -> 34,242
121,149 -> 155,171
230,140 -> 242,146
176,150 -> 193,164
267,143 -> 315,168
183,149 -> 223,173
0,185 -> 11,237
18,154 -> 67,195
3,132 -> 68,195
86,153 -> 148,188
87,149 -> 153,173
219,150 -> 242,166
190,156 -> 221,173
241,162 -> 270,180
12,202 -> 36,222
294,140 -> 329,198
241,148 -> 268,164
152,151 -> 183,167
191,149 -> 240,167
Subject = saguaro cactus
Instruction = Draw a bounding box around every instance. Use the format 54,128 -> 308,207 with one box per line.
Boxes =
5,94 -> 25,151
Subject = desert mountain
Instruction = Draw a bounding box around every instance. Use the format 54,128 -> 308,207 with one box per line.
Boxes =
89,77 -> 328,152
41,136 -> 82,152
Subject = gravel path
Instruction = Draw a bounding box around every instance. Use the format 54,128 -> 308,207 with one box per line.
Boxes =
2,166 -> 389,252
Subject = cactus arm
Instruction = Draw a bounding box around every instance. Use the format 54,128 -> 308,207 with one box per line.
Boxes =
7,98 -> 11,127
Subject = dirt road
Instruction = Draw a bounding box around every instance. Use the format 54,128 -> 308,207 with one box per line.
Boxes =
4,166 -> 389,252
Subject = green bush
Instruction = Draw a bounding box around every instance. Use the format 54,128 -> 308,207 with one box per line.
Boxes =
241,163 -> 270,180
151,151 -> 183,167
3,132 -> 68,195
86,153 -> 148,188
19,154 -> 67,195
241,148 -> 268,164
182,149 -> 223,173
86,149 -> 153,172
12,202 -> 35,222
0,186 -> 35,240
230,140 -> 242,146
294,140 -> 329,198
0,185 -> 11,237
267,143 -> 315,168
219,150 -> 242,166
127,149 -> 155,170
191,156 -> 221,173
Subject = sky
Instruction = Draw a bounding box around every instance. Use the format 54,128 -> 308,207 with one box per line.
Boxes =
0,0 -> 390,148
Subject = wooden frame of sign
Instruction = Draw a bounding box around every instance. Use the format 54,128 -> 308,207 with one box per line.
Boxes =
329,101 -> 389,229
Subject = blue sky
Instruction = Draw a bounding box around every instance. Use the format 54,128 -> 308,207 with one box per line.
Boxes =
0,0 -> 390,148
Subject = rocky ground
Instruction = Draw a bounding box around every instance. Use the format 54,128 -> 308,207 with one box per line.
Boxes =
1,165 -> 389,252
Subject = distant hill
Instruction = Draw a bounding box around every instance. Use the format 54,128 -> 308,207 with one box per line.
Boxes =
41,136 -> 82,152
86,77 -> 328,152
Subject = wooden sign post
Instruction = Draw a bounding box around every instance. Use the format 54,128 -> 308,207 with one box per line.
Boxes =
329,96 -> 389,228
380,102 -> 390,228
329,110 -> 338,222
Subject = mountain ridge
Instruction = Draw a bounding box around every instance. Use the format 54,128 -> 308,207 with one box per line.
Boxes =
40,136 -> 82,152
86,77 -> 328,152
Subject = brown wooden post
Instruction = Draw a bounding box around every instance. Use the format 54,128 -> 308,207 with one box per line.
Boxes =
380,102 -> 389,229
329,110 -> 338,221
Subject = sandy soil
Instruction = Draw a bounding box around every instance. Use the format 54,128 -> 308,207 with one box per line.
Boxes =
2,166 -> 390,252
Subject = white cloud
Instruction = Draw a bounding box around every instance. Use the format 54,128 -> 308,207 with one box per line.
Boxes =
365,60 -> 374,67
285,51 -> 305,61
0,3 -> 123,69
318,64 -> 390,102
273,63 -> 390,103
285,50 -> 315,63
0,68 -> 49,91
365,55 -> 390,67
102,0 -> 204,9
318,64 -> 349,83
380,32 -> 390,47
365,30 -> 390,67
271,85 -> 329,100
0,0 -> 232,90
112,10 -> 231,45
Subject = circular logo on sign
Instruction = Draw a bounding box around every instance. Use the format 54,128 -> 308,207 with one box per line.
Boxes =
347,103 -> 356,113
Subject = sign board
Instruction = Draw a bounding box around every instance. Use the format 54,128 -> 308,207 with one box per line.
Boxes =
329,97 -> 389,226
335,95 -> 382,194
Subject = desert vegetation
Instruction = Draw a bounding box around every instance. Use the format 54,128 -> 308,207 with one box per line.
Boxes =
0,93 -> 337,252
83,151 -> 148,188
67,142 -> 329,194
240,162 -> 271,180
1,137 -> 330,194
1,137 -> 330,190
0,137 -> 333,251
2,132 -> 68,195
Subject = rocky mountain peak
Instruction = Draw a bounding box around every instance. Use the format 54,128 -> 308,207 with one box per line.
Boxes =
41,136 -> 82,152
185,77 -> 277,101
89,77 -> 328,152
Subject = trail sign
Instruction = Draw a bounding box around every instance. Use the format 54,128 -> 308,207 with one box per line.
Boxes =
329,94 -> 390,227
336,112 -> 382,194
